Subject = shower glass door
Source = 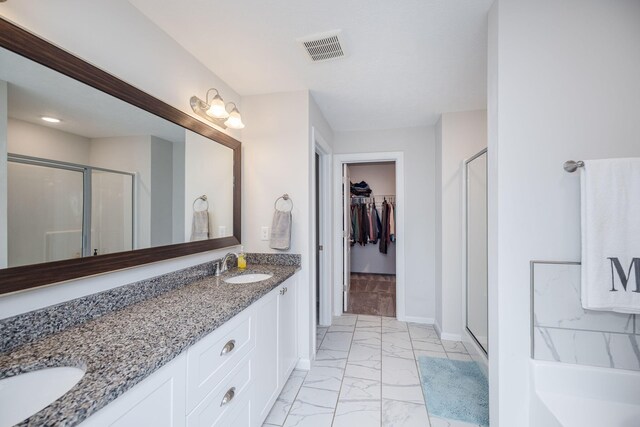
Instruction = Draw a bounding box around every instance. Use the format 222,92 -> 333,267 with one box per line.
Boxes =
465,149 -> 488,355
91,169 -> 134,256
7,154 -> 135,266
7,160 -> 84,267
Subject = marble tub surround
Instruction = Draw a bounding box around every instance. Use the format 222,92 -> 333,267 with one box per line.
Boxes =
0,260 -> 299,427
532,261 -> 640,371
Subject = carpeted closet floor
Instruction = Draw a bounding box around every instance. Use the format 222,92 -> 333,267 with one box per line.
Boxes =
346,273 -> 396,317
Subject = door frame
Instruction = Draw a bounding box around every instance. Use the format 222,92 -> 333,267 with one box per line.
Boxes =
332,152 -> 406,320
312,128 -> 333,328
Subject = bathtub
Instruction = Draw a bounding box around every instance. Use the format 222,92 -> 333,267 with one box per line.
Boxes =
530,360 -> 640,427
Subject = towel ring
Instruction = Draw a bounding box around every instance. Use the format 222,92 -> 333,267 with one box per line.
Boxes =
193,195 -> 209,212
274,194 -> 293,212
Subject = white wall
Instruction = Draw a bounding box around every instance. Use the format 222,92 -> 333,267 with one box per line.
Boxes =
0,1 -> 243,316
172,141 -> 186,244
184,131 -> 234,241
241,90 -> 314,364
7,118 -> 91,164
150,136 -> 174,247
435,110 -> 487,339
0,82 -> 7,267
348,163 -> 397,275
333,127 -> 436,322
434,119 -> 443,330
488,1 -> 640,425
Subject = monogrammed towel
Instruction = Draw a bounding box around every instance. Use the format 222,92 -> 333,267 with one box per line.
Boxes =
581,158 -> 640,313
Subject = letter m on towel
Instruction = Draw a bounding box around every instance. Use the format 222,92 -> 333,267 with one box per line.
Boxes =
608,257 -> 640,293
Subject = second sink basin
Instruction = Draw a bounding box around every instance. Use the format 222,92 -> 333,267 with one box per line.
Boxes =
0,366 -> 85,427
224,273 -> 273,284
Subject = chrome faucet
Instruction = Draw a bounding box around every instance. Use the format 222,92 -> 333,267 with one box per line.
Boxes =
215,252 -> 238,276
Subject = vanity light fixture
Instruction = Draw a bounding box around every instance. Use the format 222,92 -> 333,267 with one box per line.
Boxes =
224,103 -> 245,129
41,116 -> 61,123
190,88 -> 245,130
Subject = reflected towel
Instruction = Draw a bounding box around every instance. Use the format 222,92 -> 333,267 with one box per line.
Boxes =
581,158 -> 640,313
270,209 -> 292,250
190,210 -> 209,241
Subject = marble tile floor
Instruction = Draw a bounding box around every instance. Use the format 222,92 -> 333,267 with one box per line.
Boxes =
263,314 -> 484,427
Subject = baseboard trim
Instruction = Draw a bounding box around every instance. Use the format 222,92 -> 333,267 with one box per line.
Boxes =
434,321 -> 442,337
401,316 -> 435,324
440,332 -> 463,341
432,321 -> 462,341
295,358 -> 311,371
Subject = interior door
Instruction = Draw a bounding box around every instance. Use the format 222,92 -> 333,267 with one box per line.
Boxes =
342,163 -> 351,312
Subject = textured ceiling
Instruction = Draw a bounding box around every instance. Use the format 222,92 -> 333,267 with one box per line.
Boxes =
129,0 -> 492,131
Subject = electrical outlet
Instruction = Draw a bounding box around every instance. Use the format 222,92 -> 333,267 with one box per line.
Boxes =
218,225 -> 226,237
261,226 -> 269,241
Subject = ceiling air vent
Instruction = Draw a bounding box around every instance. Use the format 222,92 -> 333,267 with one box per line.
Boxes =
299,30 -> 346,63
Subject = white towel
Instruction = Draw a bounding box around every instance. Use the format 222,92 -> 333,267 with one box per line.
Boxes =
190,210 -> 209,241
581,158 -> 640,313
270,209 -> 292,250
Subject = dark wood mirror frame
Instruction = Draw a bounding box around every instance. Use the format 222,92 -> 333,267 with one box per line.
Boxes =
0,18 -> 242,295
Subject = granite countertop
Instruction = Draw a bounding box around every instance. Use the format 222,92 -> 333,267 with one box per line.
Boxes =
0,263 -> 299,426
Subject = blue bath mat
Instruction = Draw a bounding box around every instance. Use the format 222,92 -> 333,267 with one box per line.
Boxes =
418,356 -> 489,427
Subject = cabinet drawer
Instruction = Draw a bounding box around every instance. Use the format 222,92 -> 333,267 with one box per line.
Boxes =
186,310 -> 255,412
186,355 -> 252,427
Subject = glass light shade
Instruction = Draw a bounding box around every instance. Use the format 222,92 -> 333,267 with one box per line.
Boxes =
224,107 -> 245,129
206,95 -> 229,119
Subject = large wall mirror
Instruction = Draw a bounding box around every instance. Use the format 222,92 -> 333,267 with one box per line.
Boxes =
0,18 -> 241,294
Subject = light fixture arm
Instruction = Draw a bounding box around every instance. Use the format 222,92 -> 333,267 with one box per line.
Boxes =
225,101 -> 238,112
205,88 -> 222,104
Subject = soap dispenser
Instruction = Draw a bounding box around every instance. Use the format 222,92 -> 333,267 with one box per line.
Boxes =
237,246 -> 247,269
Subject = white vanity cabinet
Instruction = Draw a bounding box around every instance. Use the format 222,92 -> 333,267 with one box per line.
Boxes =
278,278 -> 297,387
80,353 -> 187,427
79,274 -> 298,427
253,276 -> 298,424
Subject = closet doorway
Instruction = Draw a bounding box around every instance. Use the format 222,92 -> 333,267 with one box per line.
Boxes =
346,162 -> 397,316
334,152 -> 405,320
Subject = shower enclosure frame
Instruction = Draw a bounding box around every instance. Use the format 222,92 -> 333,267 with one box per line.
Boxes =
464,147 -> 489,356
7,153 -> 136,260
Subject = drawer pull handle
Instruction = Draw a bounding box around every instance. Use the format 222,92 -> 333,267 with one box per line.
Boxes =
220,340 -> 236,355
279,288 -> 285,295
221,387 -> 236,406
284,287 -> 288,293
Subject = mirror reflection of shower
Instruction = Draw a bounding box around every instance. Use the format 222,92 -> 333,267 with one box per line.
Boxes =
465,149 -> 488,355
7,154 -> 134,268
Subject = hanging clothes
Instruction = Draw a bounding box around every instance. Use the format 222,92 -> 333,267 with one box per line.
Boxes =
350,205 -> 357,246
359,203 -> 369,245
389,201 -> 396,243
379,200 -> 389,254
371,199 -> 382,244
368,203 -> 376,243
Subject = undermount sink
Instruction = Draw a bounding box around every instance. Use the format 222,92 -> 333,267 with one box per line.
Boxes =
0,366 -> 85,427
224,273 -> 273,284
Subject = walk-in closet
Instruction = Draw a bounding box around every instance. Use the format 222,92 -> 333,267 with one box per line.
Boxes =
346,161 -> 397,317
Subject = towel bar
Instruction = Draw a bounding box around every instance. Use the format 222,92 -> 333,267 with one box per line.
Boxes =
193,195 -> 209,211
563,160 -> 584,173
274,194 -> 293,212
